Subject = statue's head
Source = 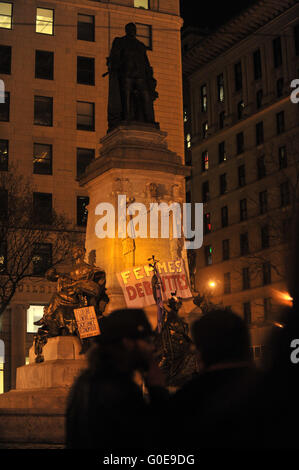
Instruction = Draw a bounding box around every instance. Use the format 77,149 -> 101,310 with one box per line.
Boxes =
125,22 -> 137,38
72,246 -> 86,261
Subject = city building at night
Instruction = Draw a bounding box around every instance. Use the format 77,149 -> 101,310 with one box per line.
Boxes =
0,0 -> 184,392
183,0 -> 299,357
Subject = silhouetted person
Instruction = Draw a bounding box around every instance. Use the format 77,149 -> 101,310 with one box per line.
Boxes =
65,308 -> 167,449
167,308 -> 260,448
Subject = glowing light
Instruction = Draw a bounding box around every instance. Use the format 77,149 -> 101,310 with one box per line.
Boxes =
209,281 -> 216,289
272,289 -> 293,306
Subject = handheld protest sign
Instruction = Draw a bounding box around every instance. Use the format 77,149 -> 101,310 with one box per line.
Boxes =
73,306 -> 101,339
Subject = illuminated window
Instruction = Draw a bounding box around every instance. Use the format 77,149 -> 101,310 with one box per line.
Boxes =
0,139 -> 8,171
237,100 -> 245,120
0,339 -> 4,394
201,84 -> 207,112
278,146 -> 287,169
0,240 -> 7,272
204,245 -> 212,266
217,73 -> 224,102
0,2 -> 12,29
36,8 -> 54,35
201,150 -> 209,172
33,143 -> 52,175
202,121 -> 208,139
186,133 -> 191,149
204,213 -> 211,234
136,23 -> 152,50
134,0 -> 149,9
27,305 -> 45,333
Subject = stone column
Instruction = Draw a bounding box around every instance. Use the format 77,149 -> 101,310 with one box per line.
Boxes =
10,304 -> 27,390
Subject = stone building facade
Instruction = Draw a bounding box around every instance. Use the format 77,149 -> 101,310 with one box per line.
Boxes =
183,0 -> 299,358
0,0 -> 184,392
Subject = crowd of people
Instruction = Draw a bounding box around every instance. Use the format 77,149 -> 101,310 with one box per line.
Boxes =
65,302 -> 299,450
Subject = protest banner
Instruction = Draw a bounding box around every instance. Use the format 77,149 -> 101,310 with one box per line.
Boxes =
73,306 -> 101,339
116,259 -> 192,308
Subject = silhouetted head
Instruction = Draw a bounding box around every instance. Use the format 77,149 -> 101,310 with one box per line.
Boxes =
191,308 -> 251,368
125,23 -> 137,38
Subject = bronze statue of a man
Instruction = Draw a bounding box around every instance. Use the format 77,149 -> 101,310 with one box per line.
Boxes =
106,22 -> 158,131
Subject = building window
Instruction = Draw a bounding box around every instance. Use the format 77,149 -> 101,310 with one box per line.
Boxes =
77,14 -> 94,42
243,302 -> 251,324
32,243 -> 52,276
242,267 -> 250,290
136,23 -> 152,49
276,77 -> 284,97
77,56 -> 95,85
134,0 -> 149,8
0,91 -> 9,121
256,121 -> 264,146
36,8 -> 54,35
202,121 -> 208,139
0,189 -> 8,220
221,206 -> 228,227
34,96 -> 53,126
264,298 -> 272,321
222,239 -> 230,261
224,272 -> 231,294
204,212 -> 211,234
256,89 -> 263,109
236,132 -> 244,155
201,150 -> 209,172
186,190 -> 191,203
280,181 -> 290,207
257,155 -> 266,179
35,50 -> 54,80
238,164 -> 246,187
219,173 -> 227,195
33,192 -> 52,225
27,305 -> 45,334
0,2 -> 12,29
262,262 -> 271,285
0,339 -> 4,394
282,218 -> 291,243
33,143 -> 52,175
204,245 -> 212,266
201,84 -> 207,112
218,141 -> 226,163
0,240 -> 7,272
294,24 -> 299,56
259,190 -> 268,215
240,198 -> 247,221
77,148 -> 95,179
217,73 -> 224,102
219,111 -> 225,129
240,232 -> 249,256
276,111 -> 285,135
0,45 -> 11,74
77,196 -> 89,227
202,181 -> 209,203
77,101 -> 95,131
234,61 -> 242,91
237,100 -> 245,120
273,36 -> 282,68
278,146 -> 287,169
186,133 -> 191,149
261,225 -> 269,249
0,139 -> 8,171
253,49 -> 262,80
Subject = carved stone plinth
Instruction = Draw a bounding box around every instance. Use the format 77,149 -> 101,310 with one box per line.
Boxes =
0,337 -> 87,448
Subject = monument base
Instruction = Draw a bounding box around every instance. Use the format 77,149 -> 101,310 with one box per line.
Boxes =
0,337 -> 87,449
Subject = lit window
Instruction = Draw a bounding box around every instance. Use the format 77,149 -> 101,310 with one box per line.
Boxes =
201,150 -> 209,172
0,139 -> 8,171
204,213 -> 211,234
36,8 -> 54,35
27,305 -> 45,333
217,73 -> 225,102
0,240 -> 7,272
202,121 -> 208,139
0,2 -> 12,29
183,109 -> 188,122
33,143 -> 52,175
204,245 -> 212,266
186,133 -> 191,149
278,146 -> 287,169
201,84 -> 207,112
134,0 -> 149,9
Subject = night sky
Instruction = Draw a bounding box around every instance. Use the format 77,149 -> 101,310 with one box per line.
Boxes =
180,0 -> 258,30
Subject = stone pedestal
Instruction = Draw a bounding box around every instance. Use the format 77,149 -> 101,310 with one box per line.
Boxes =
80,124 -> 191,321
0,337 -> 87,448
